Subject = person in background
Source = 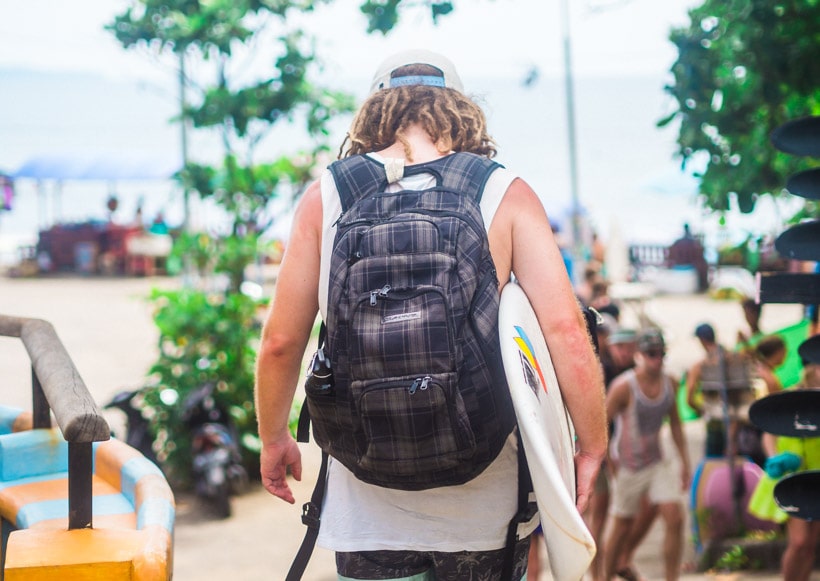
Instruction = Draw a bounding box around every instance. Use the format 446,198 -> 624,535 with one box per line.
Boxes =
590,231 -> 607,274
601,328 -> 638,386
686,323 -> 730,458
754,335 -> 787,397
737,297 -> 763,349
667,223 -> 708,292
688,322 -> 768,466
149,211 -> 169,235
588,325 -> 657,581
604,329 -> 690,581
576,264 -> 603,307
589,279 -> 620,322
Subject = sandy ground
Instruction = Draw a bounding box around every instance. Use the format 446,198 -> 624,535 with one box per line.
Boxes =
0,273 -> 813,580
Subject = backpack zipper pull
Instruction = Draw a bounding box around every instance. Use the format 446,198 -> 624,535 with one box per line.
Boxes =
409,378 -> 422,394
369,285 -> 392,306
420,376 -> 431,391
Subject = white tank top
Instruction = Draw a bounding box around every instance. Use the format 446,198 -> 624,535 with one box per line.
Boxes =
611,369 -> 674,471
315,154 -> 537,552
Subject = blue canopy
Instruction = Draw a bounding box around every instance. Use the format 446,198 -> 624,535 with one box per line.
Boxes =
12,153 -> 181,181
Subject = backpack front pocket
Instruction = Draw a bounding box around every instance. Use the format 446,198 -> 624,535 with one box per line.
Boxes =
350,372 -> 476,477
348,286 -> 454,378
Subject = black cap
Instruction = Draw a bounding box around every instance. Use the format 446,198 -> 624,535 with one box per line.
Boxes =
637,329 -> 665,352
694,323 -> 715,342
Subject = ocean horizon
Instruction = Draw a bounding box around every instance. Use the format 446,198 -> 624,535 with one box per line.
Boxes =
0,68 -> 797,266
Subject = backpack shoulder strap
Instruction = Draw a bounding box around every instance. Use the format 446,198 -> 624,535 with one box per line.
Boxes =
328,155 -> 388,212
330,153 -> 503,211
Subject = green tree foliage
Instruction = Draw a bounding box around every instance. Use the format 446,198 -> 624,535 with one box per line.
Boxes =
360,0 -> 453,33
107,0 -> 355,484
661,0 -> 820,214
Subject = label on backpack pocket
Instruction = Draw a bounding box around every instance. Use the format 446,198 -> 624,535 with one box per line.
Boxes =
350,372 -> 476,478
382,312 -> 421,324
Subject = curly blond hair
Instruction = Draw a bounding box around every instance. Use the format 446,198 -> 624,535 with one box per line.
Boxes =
338,64 -> 497,161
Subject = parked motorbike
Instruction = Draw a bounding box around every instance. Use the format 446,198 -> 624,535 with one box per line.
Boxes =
180,382 -> 248,518
104,389 -> 159,464
105,383 -> 247,519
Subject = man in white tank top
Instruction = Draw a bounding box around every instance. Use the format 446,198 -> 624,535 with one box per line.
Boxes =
254,49 -> 608,581
604,329 -> 690,581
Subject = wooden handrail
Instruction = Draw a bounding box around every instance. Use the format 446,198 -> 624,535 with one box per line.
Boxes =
0,315 -> 110,529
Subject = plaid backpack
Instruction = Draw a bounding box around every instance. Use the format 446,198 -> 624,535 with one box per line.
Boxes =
299,152 -> 516,490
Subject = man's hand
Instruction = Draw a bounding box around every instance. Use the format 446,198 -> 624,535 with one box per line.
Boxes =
575,451 -> 603,513
260,435 -> 302,504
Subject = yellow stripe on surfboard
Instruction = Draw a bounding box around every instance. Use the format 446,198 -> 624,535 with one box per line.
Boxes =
514,327 -> 548,394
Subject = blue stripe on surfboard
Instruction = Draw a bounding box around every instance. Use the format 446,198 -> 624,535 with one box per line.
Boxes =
16,494 -> 134,528
513,325 -> 536,359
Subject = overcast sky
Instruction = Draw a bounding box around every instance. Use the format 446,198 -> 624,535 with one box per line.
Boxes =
0,0 -> 700,84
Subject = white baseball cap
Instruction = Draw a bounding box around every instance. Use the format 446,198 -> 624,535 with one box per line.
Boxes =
369,49 -> 465,94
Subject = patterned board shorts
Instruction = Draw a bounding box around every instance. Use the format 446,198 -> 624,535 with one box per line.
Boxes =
335,536 -> 531,581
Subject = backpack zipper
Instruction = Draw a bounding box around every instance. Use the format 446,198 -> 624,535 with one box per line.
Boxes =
369,284 -> 392,306
408,376 -> 432,394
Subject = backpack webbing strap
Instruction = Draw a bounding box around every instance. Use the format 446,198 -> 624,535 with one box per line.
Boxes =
329,153 -> 502,212
501,428 -> 537,581
285,450 -> 329,581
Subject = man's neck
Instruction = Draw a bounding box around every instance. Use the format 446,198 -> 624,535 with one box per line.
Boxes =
376,124 -> 448,164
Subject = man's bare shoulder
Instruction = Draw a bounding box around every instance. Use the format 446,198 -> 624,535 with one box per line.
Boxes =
291,180 -> 323,230
499,177 -> 541,210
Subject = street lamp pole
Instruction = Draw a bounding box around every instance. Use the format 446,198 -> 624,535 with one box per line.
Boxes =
179,50 -> 190,233
560,0 -> 584,276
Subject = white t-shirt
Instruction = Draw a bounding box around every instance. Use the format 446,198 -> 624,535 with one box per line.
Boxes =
315,154 -> 537,552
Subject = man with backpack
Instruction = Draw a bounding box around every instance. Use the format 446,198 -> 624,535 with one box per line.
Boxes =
255,50 -> 607,581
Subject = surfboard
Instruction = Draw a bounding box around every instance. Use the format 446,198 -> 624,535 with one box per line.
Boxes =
787,168 -> 820,200
774,470 -> 820,520
774,220 -> 820,261
749,390 -> 820,437
498,282 -> 595,581
770,115 -> 820,157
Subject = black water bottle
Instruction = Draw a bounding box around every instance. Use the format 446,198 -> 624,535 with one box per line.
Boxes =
305,347 -> 334,396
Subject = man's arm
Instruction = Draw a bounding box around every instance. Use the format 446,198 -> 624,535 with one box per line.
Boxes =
685,361 -> 703,416
255,181 -> 323,504
667,375 -> 691,490
604,375 -> 629,473
500,179 -> 607,512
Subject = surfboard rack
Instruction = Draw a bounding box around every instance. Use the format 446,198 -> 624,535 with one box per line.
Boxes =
748,116 -> 820,524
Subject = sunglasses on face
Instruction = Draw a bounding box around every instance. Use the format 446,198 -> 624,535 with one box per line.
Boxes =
643,349 -> 665,359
